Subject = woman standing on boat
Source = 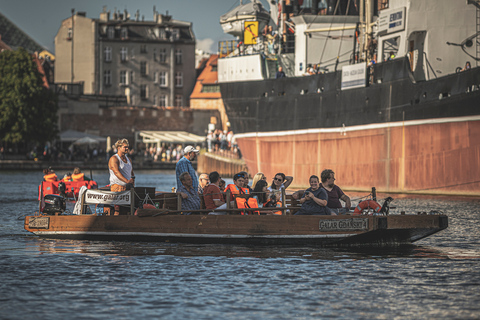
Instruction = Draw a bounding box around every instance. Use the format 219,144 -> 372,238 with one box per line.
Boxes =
108,139 -> 135,192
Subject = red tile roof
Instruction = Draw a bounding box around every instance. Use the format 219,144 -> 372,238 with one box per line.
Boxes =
190,54 -> 221,99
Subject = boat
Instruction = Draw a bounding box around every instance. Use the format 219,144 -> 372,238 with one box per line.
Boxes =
220,0 -> 271,37
217,0 -> 480,196
24,187 -> 448,246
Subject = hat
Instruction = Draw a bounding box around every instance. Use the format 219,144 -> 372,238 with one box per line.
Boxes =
184,145 -> 199,154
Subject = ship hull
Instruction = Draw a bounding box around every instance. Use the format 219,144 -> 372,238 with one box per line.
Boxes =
220,58 -> 480,195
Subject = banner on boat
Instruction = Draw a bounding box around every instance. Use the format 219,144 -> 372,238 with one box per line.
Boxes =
85,190 -> 131,205
341,63 -> 366,90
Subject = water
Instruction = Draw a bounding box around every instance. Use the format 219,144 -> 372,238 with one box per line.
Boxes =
1,171 -> 479,319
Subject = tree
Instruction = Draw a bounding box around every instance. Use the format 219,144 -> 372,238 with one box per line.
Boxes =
0,48 -> 58,145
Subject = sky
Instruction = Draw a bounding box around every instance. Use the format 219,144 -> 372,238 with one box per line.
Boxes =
0,0 -> 271,54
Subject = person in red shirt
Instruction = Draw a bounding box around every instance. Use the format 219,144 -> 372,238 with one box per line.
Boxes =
203,171 -> 227,214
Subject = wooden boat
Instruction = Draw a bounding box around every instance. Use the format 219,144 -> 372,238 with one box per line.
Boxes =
25,187 -> 448,247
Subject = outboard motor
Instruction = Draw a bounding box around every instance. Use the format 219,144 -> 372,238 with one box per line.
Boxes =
43,194 -> 66,215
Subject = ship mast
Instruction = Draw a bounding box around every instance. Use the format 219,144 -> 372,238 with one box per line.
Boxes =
360,0 -> 374,62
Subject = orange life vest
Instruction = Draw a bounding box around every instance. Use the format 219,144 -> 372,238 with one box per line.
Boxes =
263,200 -> 283,215
236,196 -> 259,215
72,173 -> 85,181
44,173 -> 57,182
225,184 -> 249,201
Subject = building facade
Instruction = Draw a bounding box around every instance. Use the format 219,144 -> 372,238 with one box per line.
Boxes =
55,8 -> 196,107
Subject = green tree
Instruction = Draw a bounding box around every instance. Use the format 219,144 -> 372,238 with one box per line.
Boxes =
0,48 -> 58,145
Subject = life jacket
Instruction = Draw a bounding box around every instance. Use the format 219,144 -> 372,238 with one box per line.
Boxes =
62,176 -> 72,182
225,184 -> 249,201
235,196 -> 259,215
72,173 -> 85,181
264,200 -> 283,215
44,173 -> 57,182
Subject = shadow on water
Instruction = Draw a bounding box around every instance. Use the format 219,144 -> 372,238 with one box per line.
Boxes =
17,235 -> 480,261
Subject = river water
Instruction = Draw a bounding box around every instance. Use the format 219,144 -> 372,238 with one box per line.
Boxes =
1,170 -> 479,319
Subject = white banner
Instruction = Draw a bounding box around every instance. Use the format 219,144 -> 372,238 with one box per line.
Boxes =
84,189 -> 132,205
341,63 -> 367,90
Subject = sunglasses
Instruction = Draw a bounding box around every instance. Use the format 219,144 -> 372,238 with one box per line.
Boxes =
274,178 -> 283,181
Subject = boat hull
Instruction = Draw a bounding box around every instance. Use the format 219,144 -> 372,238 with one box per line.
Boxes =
24,214 -> 448,247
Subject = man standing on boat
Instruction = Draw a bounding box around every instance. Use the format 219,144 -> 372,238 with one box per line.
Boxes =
176,145 -> 199,192
275,66 -> 286,79
320,169 -> 351,215
108,139 -> 135,192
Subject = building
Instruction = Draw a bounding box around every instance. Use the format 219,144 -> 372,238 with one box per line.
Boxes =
55,7 -> 196,108
190,54 -> 229,131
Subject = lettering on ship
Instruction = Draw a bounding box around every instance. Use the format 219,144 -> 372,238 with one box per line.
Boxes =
319,218 -> 368,231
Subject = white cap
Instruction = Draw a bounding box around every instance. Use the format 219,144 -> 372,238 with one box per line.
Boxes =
184,145 -> 199,154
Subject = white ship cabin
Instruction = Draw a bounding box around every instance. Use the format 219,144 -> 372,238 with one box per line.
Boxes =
218,0 -> 479,82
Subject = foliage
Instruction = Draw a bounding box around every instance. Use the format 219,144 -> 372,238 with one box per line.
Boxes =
0,48 -> 58,144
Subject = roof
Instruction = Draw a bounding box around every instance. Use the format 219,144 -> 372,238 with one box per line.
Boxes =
59,130 -> 107,143
0,12 -> 44,53
139,131 -> 204,144
190,54 -> 221,99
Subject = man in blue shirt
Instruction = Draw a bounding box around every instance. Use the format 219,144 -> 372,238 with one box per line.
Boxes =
176,145 -> 199,191
177,172 -> 201,214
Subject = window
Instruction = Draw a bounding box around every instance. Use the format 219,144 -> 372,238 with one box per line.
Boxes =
175,95 -> 183,107
153,49 -> 157,62
140,61 -> 147,76
120,47 -> 128,62
104,46 -> 112,62
159,95 -> 167,107
104,70 -> 111,86
67,28 -> 72,40
175,49 -> 182,64
121,27 -> 128,39
131,48 -> 135,59
153,95 -> 157,106
154,71 -> 159,84
159,71 -> 167,87
172,29 -> 180,40
175,72 -> 183,87
140,85 -> 148,99
211,65 -> 218,72
140,44 -> 147,53
159,49 -> 166,63
201,84 -> 220,93
108,27 -> 115,39
379,0 -> 389,10
382,36 -> 400,61
120,71 -> 127,85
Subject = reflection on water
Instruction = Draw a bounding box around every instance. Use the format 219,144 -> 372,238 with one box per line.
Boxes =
1,171 -> 480,320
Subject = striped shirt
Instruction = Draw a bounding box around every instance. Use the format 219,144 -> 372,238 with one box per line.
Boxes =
177,184 -> 201,214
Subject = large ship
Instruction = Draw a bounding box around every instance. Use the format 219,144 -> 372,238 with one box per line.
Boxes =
217,0 -> 480,196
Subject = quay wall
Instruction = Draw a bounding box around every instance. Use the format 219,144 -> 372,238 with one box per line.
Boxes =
197,153 -> 247,178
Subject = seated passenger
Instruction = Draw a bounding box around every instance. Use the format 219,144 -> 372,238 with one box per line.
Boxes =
218,178 -> 226,191
62,172 -> 72,182
225,173 -> 250,203
177,172 -> 201,214
198,173 -> 209,194
204,171 -> 227,214
251,172 -> 266,190
295,175 -> 333,215
268,173 -> 293,202
239,171 -> 253,192
43,168 -> 57,182
72,167 -> 91,181
320,169 -> 351,215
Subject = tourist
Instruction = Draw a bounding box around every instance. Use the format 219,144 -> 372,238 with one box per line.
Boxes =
251,172 -> 266,190
218,178 -> 226,191
252,179 -> 269,208
198,173 -> 209,194
177,172 -> 201,214
175,145 -> 199,191
462,61 -> 471,71
320,169 -> 351,215
225,173 -> 250,203
72,167 -> 91,181
268,173 -> 293,193
108,138 -> 135,192
204,171 -> 227,214
295,175 -> 331,215
62,172 -> 72,182
239,171 -> 253,192
43,167 -> 57,182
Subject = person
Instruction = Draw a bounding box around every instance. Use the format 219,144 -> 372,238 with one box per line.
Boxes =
108,138 -> 135,192
225,173 -> 250,203
295,175 -> 332,215
198,173 -> 209,194
177,172 -> 201,214
71,167 -> 91,181
239,171 -> 253,192
251,172 -> 267,190
275,66 -> 286,79
320,169 -> 351,215
62,172 -> 72,182
176,145 -> 199,192
218,178 -> 226,191
252,179 -> 269,208
268,173 -> 293,192
462,61 -> 471,71
43,168 -> 57,182
204,171 -> 227,214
